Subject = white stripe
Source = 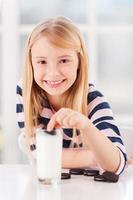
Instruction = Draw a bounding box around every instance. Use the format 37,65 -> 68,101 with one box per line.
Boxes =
40,107 -> 54,118
90,108 -> 113,122
16,94 -> 23,104
87,96 -> 105,114
100,128 -> 121,138
88,85 -> 95,93
17,112 -> 24,122
17,79 -> 22,87
114,142 -> 127,154
63,132 -> 72,140
115,150 -> 126,175
95,119 -> 118,127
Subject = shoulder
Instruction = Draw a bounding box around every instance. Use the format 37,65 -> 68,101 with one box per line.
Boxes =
16,79 -> 23,96
87,83 -> 104,104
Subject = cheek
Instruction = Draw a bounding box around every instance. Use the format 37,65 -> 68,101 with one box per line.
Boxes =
33,68 -> 43,82
63,67 -> 78,80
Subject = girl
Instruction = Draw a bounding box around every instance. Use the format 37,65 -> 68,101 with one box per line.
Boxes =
16,16 -> 127,174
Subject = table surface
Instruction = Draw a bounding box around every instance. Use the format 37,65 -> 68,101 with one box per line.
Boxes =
0,164 -> 133,200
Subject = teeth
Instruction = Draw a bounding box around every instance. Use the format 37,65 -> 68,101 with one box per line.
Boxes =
46,80 -> 63,84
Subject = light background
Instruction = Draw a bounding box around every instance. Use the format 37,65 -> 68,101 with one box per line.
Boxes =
0,0 -> 133,163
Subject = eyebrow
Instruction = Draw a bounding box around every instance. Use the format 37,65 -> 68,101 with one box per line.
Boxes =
33,56 -> 47,59
33,55 -> 73,59
58,55 -> 73,59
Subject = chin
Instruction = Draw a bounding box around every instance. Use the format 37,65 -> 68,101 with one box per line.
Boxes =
46,91 -> 64,96
41,83 -> 72,96
45,87 -> 69,96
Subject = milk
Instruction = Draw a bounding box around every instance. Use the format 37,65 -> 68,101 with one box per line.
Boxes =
36,128 -> 63,185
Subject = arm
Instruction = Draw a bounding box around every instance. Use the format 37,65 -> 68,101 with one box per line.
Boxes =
60,118 -> 120,172
62,148 -> 97,169
86,84 -> 127,174
16,81 -> 36,158
47,109 -> 121,172
16,81 -> 25,131
80,122 -> 121,172
47,86 -> 127,174
16,82 -> 30,155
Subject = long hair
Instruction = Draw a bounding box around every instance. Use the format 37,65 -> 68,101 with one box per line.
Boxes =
22,16 -> 89,145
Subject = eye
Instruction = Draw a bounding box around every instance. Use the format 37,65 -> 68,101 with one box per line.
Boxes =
37,60 -> 47,64
60,59 -> 70,64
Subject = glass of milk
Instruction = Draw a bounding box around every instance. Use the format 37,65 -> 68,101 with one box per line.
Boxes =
36,128 -> 63,185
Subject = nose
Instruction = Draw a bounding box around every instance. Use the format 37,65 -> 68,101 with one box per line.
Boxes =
45,62 -> 60,77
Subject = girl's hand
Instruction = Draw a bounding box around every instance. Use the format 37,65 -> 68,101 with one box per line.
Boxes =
47,108 -> 89,131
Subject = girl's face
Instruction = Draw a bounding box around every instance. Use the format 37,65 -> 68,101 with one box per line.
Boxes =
31,36 -> 79,98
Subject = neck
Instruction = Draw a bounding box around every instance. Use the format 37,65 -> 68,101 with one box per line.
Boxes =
46,95 -> 62,111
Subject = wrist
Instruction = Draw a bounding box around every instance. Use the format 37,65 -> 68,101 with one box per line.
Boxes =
80,118 -> 92,133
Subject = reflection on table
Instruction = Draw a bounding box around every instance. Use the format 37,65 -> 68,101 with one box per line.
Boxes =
0,164 -> 133,200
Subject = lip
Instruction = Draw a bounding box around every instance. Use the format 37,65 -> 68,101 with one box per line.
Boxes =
44,79 -> 65,88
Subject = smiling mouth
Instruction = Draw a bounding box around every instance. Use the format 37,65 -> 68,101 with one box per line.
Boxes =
44,79 -> 65,88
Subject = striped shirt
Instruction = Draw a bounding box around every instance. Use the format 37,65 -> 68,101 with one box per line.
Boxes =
16,81 -> 127,174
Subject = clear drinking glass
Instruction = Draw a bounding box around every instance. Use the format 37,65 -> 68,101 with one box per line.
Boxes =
36,128 -> 63,185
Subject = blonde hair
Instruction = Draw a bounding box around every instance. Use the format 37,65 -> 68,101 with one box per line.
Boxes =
22,16 -> 89,144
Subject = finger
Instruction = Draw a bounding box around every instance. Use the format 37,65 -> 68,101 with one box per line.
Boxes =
68,112 -> 86,129
61,112 -> 75,128
47,109 -> 67,131
47,108 -> 76,131
47,115 -> 57,131
68,114 -> 80,128
54,124 -> 62,129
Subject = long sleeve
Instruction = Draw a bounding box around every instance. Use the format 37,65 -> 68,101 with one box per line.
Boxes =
87,84 -> 127,174
16,81 -> 24,131
16,81 -> 36,159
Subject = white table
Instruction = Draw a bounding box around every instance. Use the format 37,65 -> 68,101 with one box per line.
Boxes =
0,164 -> 133,200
